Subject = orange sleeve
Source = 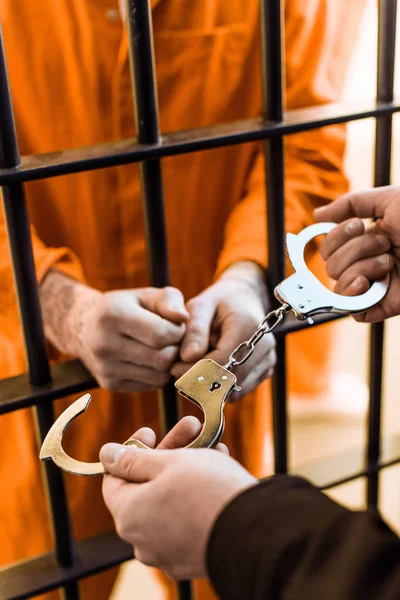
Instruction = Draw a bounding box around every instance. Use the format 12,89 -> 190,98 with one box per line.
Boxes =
215,0 -> 367,276
29,226 -> 85,285
0,198 -> 85,286
0,202 -> 85,376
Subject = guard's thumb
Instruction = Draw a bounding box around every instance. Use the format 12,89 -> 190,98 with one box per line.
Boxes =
100,444 -> 171,482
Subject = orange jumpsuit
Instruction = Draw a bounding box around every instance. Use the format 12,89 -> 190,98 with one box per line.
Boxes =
0,1 -> 365,599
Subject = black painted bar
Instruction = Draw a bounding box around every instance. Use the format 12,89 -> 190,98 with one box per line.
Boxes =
260,0 -> 288,474
0,314 -> 344,416
0,25 -> 79,599
1,98 -> 399,186
0,360 -> 95,415
0,532 -> 133,600
367,0 -> 397,508
125,2 -> 192,598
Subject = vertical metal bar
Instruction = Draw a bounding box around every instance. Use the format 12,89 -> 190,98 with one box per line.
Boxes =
125,2 -> 192,598
367,0 -> 397,508
0,26 -> 79,599
126,0 -> 180,433
260,0 -> 288,473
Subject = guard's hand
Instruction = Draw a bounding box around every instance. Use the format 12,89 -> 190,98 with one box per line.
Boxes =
314,186 -> 400,322
171,261 -> 276,400
41,270 -> 189,392
122,415 -> 229,454
100,435 -> 255,580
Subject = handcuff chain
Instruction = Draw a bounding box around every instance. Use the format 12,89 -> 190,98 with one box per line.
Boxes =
224,303 -> 290,370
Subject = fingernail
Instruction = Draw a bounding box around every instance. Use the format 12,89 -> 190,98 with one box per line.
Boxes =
378,254 -> 389,266
100,443 -> 127,465
350,277 -> 362,290
345,219 -> 363,234
172,305 -> 190,317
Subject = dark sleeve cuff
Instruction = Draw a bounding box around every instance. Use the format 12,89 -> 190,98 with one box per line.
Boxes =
206,475 -> 400,600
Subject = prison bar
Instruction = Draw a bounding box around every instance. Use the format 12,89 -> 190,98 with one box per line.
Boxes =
0,25 -> 80,600
0,313 -> 344,416
367,0 -> 398,509
126,1 -> 192,598
261,0 -> 288,474
126,0 -> 181,432
0,44 -> 80,600
1,98 -> 400,186
1,0 -> 400,597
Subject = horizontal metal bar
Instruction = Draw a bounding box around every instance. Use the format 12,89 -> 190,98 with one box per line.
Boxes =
0,531 -> 133,600
275,311 -> 344,336
0,314 -> 345,415
295,431 -> 400,490
0,360 -> 96,415
0,98 -> 399,186
0,314 -> 347,415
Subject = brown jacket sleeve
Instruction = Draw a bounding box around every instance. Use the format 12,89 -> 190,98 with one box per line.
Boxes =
207,475 -> 400,600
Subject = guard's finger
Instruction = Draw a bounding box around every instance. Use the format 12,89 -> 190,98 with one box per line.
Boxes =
320,218 -> 365,260
324,233 -> 391,280
334,275 -> 370,297
100,445 -> 175,482
180,296 -> 216,362
157,416 -> 202,449
314,186 -> 397,223
334,254 -> 393,295
127,427 -> 156,449
216,443 -> 229,455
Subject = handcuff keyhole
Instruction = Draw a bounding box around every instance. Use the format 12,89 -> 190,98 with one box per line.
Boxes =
210,381 -> 222,393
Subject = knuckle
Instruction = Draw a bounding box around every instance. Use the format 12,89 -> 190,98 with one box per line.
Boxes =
91,336 -> 109,359
97,296 -> 118,327
154,372 -> 170,387
148,323 -> 169,348
156,346 -> 178,371
164,286 -> 184,301
115,519 -> 130,543
187,320 -> 203,338
319,236 -> 331,260
186,296 -> 205,315
375,253 -> 391,269
377,235 -> 391,252
97,375 -> 116,390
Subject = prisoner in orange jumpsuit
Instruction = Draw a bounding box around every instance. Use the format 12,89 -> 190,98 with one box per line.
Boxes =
0,1 -> 365,599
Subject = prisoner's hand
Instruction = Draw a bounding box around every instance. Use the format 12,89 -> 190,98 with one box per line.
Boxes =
101,439 -> 255,580
41,271 -> 188,391
171,261 -> 276,400
314,186 -> 400,322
